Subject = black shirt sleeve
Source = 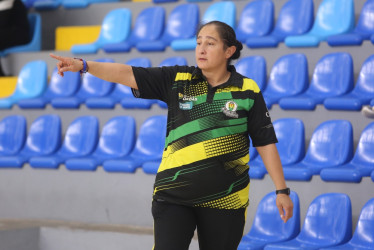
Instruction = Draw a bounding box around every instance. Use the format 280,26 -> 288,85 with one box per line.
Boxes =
131,66 -> 182,104
247,91 -> 278,147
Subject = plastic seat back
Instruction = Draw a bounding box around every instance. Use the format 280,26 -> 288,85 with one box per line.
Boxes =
349,198 -> 374,247
274,118 -> 305,166
202,1 -> 236,28
131,115 -> 167,158
0,13 -> 41,56
159,57 -> 188,67
354,0 -> 374,37
244,191 -> 300,243
353,54 -> 374,97
304,120 -> 353,167
265,53 -> 308,99
297,193 -> 352,246
21,115 -> 61,156
235,56 -> 267,91
93,116 -> 136,158
0,115 -> 27,156
236,0 -> 273,42
307,52 -> 354,98
46,68 -> 81,98
58,116 -> 99,157
351,122 -> 374,167
0,60 -> 47,108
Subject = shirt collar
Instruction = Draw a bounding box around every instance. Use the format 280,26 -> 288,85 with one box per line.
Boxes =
192,65 -> 244,88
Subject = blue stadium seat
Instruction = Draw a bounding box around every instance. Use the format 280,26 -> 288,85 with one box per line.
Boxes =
324,54 -> 374,111
18,68 -> 81,109
265,193 -> 352,250
0,60 -> 47,109
62,0 -> 119,9
22,0 -> 38,8
186,0 -> 211,2
52,58 -> 115,109
103,115 -> 167,173
238,191 -> 300,250
33,0 -> 61,10
327,0 -> 374,46
263,54 -> 309,109
0,115 -> 61,168
285,0 -> 355,47
321,197 -> 374,249
0,13 -> 41,56
247,0 -> 313,48
235,56 -> 267,92
283,120 -> 353,181
85,57 -> 154,109
65,116 -> 136,171
320,122 -> 374,183
235,0 -> 274,44
279,52 -> 354,110
372,170 -> 374,182
136,4 -> 199,52
29,116 -> 99,169
371,34 -> 374,44
142,161 -> 161,174
249,118 -> 305,179
171,1 -> 236,51
0,115 -> 27,157
71,8 -> 131,54
102,7 -> 165,53
153,0 -> 178,3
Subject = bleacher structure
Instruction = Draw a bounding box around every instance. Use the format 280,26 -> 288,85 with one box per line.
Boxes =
0,0 -> 373,249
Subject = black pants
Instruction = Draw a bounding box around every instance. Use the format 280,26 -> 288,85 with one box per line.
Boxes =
152,199 -> 246,250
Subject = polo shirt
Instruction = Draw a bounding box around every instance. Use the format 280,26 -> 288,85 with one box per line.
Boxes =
132,65 -> 277,209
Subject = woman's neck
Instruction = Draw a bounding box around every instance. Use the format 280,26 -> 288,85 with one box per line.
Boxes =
202,68 -> 231,87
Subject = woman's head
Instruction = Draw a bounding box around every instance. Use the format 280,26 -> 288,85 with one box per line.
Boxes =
195,21 -> 243,71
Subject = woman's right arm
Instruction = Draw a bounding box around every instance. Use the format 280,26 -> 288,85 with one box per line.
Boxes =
49,54 -> 138,89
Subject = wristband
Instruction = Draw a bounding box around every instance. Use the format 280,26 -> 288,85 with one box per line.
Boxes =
276,187 -> 290,195
74,58 -> 88,75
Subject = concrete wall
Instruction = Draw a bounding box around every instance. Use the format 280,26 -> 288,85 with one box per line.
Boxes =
0,0 -> 373,244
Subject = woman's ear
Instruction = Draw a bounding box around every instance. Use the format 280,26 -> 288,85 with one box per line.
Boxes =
225,45 -> 236,59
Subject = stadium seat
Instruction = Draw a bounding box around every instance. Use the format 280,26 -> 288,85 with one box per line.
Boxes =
283,120 -> 353,181
249,118 -> 305,179
62,0 -> 120,9
18,68 -> 80,109
186,0 -> 211,2
285,0 -> 355,47
65,116 -> 136,171
246,0 -> 313,48
171,1 -> 236,51
85,57 -> 154,109
263,54 -> 309,109
324,54 -> 374,111
235,0 -> 274,44
238,191 -> 300,250
320,122 -> 374,183
142,161 -> 161,174
0,60 -> 47,109
279,52 -> 354,110
235,56 -> 267,92
265,193 -> 352,249
0,13 -> 41,57
0,115 -> 61,168
21,0 -> 38,8
33,0 -> 61,10
153,0 -> 177,3
136,4 -> 199,52
372,170 -> 374,182
102,7 -> 165,53
52,58 -> 115,109
0,115 -> 27,157
103,115 -> 167,173
327,0 -> 374,46
29,116 -> 99,169
71,8 -> 131,54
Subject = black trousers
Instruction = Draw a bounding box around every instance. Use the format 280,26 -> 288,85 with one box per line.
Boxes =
152,199 -> 246,250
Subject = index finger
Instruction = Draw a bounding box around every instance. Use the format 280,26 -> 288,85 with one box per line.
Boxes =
49,53 -> 64,61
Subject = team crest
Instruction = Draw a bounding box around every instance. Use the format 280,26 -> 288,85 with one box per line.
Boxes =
222,101 -> 239,118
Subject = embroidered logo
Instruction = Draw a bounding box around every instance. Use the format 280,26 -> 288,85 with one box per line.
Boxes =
222,101 -> 239,118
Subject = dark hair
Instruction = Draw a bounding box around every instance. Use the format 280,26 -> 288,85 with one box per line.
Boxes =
197,20 -> 243,65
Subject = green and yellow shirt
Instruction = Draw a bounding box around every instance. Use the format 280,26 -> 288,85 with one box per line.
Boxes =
132,65 -> 277,209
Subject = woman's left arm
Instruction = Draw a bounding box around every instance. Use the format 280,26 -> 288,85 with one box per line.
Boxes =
256,143 -> 294,223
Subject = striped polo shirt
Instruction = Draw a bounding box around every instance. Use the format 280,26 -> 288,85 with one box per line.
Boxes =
132,65 -> 277,209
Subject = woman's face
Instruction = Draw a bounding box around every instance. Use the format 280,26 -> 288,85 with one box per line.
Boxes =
195,25 -> 232,72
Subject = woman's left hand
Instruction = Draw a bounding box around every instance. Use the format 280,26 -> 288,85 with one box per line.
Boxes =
276,194 -> 294,223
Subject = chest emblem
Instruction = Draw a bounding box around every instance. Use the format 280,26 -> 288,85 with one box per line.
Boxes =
222,101 -> 239,118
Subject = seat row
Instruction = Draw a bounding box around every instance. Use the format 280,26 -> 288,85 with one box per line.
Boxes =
22,0 -> 120,10
64,0 -> 374,55
1,52 -> 373,111
249,118 -> 374,183
0,114 -> 166,172
238,192 -> 374,250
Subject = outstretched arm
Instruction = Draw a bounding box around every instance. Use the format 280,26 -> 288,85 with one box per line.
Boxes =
49,54 -> 138,89
256,143 -> 293,223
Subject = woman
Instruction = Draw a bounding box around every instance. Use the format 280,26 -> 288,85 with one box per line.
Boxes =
51,20 -> 293,250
